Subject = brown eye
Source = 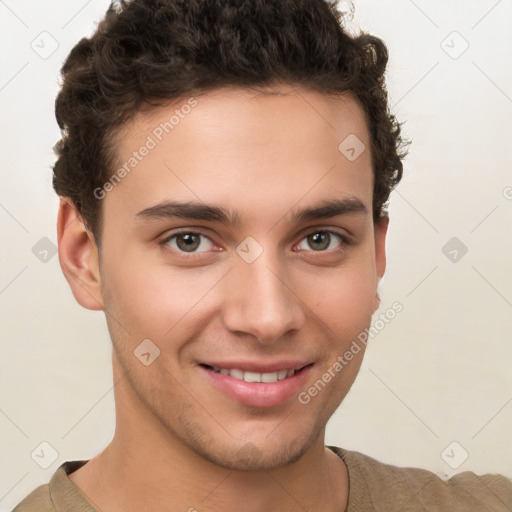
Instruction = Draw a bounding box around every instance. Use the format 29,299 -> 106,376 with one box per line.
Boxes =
307,232 -> 330,251
176,233 -> 201,252
166,232 -> 214,253
297,231 -> 344,252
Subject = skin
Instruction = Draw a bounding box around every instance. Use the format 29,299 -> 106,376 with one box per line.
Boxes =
58,85 -> 388,512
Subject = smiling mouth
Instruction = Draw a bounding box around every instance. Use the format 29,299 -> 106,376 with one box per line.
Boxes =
200,364 -> 311,383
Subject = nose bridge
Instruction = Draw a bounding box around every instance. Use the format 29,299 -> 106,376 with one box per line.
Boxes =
222,247 -> 304,343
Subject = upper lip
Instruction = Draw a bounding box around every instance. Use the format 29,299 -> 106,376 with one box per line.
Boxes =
200,360 -> 313,373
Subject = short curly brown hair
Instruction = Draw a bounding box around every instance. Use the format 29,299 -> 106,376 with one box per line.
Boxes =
53,0 -> 407,241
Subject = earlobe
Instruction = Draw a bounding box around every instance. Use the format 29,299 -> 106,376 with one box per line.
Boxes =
375,215 -> 388,281
57,198 -> 104,311
372,215 -> 389,313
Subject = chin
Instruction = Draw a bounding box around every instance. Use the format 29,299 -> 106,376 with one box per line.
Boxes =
185,429 -> 317,471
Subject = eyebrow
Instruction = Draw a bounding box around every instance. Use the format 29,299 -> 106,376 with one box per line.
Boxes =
135,197 -> 367,224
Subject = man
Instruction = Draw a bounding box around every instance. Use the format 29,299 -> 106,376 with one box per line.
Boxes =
13,0 -> 512,510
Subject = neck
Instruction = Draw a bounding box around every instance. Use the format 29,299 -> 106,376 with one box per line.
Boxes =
70,364 -> 349,512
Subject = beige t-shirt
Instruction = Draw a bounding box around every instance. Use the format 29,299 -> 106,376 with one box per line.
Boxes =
12,446 -> 512,511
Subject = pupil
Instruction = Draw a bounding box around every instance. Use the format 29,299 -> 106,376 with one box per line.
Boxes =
178,234 -> 200,252
308,232 -> 330,251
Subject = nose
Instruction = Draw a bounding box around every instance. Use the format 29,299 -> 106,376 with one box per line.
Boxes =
221,253 -> 305,344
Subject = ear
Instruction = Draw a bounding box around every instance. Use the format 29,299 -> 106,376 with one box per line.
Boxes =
57,197 -> 104,311
372,214 -> 389,313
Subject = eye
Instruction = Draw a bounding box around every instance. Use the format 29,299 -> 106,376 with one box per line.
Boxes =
296,231 -> 346,252
164,232 -> 215,253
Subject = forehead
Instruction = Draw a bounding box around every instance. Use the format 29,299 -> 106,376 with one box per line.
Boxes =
104,86 -> 373,224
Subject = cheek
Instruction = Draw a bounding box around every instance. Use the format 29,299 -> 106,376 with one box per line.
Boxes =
292,253 -> 377,335
100,252 -> 224,341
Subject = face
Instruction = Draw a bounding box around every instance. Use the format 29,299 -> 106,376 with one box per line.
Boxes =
70,86 -> 387,470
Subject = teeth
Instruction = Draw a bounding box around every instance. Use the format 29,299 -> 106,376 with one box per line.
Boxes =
229,368 -> 244,380
243,371 -> 261,383
210,366 -> 296,383
261,372 -> 278,383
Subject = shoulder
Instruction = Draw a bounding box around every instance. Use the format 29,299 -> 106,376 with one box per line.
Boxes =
11,483 -> 53,512
328,445 -> 512,512
11,461 -> 92,512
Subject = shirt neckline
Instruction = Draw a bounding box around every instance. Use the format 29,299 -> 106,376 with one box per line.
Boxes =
50,446 -> 366,512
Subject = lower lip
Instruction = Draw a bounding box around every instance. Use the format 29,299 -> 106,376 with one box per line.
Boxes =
200,364 -> 313,408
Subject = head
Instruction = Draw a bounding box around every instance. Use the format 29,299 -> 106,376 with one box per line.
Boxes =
56,0 -> 406,471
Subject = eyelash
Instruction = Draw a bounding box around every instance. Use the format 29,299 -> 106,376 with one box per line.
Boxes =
159,228 -> 352,255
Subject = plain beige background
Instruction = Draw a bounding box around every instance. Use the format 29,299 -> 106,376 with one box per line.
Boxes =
1,0 -> 511,509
